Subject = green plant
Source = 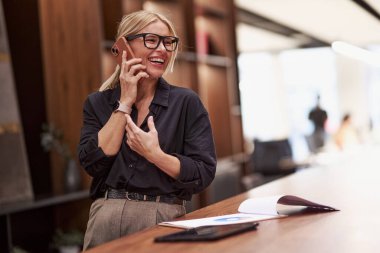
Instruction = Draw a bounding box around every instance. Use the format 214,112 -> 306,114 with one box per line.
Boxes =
12,246 -> 29,253
52,229 -> 84,247
40,123 -> 72,161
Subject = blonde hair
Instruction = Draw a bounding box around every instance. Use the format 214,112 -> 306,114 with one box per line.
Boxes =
99,10 -> 179,91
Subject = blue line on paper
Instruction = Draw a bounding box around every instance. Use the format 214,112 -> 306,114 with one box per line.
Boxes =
214,217 -> 250,222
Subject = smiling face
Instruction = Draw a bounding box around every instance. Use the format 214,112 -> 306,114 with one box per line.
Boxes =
128,20 -> 174,80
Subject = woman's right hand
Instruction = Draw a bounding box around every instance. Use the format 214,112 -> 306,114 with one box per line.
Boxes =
119,50 -> 149,106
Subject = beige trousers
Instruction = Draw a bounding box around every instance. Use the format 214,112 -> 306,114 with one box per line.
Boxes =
83,198 -> 186,250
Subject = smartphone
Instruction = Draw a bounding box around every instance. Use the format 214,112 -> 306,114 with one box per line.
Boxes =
111,37 -> 136,66
154,222 -> 259,242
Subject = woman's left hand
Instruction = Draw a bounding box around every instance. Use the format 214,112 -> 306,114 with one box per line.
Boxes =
125,115 -> 162,162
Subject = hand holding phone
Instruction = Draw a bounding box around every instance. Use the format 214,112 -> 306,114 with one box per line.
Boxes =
111,37 -> 148,106
111,37 -> 136,66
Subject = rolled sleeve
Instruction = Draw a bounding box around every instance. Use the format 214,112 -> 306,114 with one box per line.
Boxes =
77,96 -> 115,178
173,154 -> 215,192
171,103 -> 217,193
78,134 -> 116,177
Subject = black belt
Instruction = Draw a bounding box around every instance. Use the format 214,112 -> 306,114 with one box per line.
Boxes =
105,188 -> 185,206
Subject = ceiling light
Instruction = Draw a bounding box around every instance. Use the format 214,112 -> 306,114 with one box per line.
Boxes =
331,41 -> 380,67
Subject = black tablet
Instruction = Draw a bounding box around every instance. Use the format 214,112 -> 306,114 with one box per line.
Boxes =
154,222 -> 259,242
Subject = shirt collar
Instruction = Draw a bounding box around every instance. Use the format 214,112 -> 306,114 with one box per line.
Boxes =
152,77 -> 170,107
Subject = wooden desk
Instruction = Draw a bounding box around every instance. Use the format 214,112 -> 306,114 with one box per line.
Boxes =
86,146 -> 380,253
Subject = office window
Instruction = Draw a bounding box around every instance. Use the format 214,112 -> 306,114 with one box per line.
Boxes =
367,45 -> 380,132
238,48 -> 339,161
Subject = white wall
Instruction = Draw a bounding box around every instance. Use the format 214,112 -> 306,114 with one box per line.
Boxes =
335,54 -> 371,135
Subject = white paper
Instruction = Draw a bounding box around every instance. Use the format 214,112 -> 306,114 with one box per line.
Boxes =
159,213 -> 279,229
238,195 -> 283,215
159,195 -> 337,229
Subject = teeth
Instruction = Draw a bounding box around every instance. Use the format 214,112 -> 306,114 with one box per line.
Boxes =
150,57 -> 164,63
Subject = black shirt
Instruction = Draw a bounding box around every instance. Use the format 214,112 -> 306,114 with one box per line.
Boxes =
308,106 -> 328,131
78,78 -> 216,200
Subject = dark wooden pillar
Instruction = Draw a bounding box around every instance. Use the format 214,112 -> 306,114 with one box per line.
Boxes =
2,0 -> 51,196
38,0 -> 103,193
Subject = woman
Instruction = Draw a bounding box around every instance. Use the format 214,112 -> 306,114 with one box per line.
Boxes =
78,10 -> 216,249
334,113 -> 360,150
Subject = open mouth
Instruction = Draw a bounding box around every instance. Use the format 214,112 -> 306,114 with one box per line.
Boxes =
148,57 -> 165,65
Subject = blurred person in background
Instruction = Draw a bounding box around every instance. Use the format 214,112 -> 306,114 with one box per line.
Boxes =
308,95 -> 328,152
334,113 -> 360,150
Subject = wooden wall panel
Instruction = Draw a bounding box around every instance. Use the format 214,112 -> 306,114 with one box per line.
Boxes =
193,0 -> 243,159
101,0 -> 124,41
198,64 -> 232,157
144,0 -> 188,45
194,0 -> 228,15
122,0 -> 144,14
195,16 -> 227,56
231,114 -> 244,154
224,0 -> 243,155
163,59 -> 198,91
39,0 -> 103,192
102,49 -> 117,81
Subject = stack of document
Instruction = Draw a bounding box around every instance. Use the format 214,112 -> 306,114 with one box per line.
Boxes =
159,195 -> 338,229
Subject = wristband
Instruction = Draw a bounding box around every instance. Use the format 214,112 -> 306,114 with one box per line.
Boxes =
113,100 -> 132,115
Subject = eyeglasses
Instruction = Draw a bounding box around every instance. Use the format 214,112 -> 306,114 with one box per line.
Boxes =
126,33 -> 179,52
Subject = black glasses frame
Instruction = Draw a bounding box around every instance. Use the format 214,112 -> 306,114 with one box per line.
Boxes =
126,33 -> 179,52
